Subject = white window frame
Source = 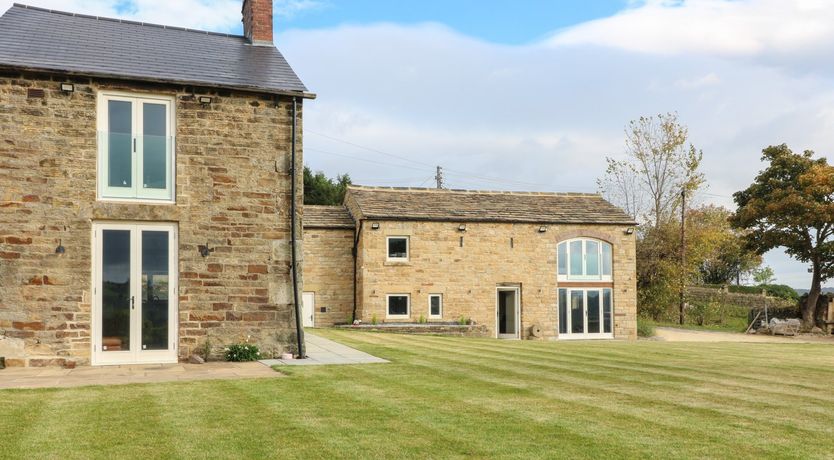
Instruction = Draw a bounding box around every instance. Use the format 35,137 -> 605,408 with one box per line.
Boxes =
386,236 -> 409,261
386,294 -> 410,320
558,287 -> 614,340
428,294 -> 443,319
557,238 -> 613,282
97,91 -> 176,203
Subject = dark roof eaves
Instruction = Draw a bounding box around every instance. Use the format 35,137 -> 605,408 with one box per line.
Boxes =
0,63 -> 317,98
359,215 -> 637,226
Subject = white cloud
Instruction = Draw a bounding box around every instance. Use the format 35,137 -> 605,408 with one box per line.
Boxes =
278,21 -> 834,288
0,0 -> 242,32
674,72 -> 720,90
548,0 -> 834,60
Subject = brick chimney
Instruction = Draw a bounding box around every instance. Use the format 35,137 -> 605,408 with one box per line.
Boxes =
242,0 -> 273,46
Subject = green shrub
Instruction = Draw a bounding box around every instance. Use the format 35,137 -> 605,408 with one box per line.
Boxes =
224,343 -> 260,362
458,315 -> 467,325
759,284 -> 799,301
637,318 -> 656,337
371,314 -> 378,325
418,315 -> 426,324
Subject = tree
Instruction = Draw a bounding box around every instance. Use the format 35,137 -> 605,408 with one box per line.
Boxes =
599,112 -> 704,227
690,205 -> 761,285
303,167 -> 351,205
731,144 -> 834,329
752,266 -> 776,285
636,205 -> 761,320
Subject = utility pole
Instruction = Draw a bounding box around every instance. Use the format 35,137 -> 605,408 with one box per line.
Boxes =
435,165 -> 445,189
679,188 -> 686,325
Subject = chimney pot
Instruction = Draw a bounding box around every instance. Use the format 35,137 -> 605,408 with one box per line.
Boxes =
242,0 -> 273,46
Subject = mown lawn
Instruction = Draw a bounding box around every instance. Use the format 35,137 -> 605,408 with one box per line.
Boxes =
2,330 -> 834,459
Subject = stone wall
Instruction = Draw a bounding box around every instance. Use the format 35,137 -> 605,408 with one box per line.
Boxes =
0,70 -> 302,366
686,286 -> 795,309
301,227 -> 354,326
356,221 -> 637,340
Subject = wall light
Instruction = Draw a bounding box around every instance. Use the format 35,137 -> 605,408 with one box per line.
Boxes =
538,225 -> 548,233
198,242 -> 214,257
55,239 -> 65,254
458,224 -> 466,232
625,227 -> 635,235
198,96 -> 212,104
60,83 -> 74,92
371,223 -> 380,230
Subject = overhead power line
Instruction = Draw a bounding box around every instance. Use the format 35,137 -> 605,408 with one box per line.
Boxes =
306,130 -> 599,192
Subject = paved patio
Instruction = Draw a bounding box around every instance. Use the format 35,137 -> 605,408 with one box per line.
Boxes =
260,331 -> 388,366
0,331 -> 385,389
0,361 -> 281,390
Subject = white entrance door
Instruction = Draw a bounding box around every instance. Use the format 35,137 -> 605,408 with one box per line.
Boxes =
92,222 -> 178,365
496,287 -> 520,339
302,292 -> 315,327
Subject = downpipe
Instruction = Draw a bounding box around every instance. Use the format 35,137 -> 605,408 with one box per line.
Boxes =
290,96 -> 305,358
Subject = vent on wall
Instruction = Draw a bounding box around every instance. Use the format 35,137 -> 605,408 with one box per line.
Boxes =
27,88 -> 45,98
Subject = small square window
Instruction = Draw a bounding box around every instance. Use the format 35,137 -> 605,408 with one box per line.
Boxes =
429,294 -> 442,318
387,294 -> 410,319
387,236 -> 409,260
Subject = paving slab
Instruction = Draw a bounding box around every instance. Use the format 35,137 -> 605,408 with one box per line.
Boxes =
261,331 -> 388,366
0,361 -> 281,390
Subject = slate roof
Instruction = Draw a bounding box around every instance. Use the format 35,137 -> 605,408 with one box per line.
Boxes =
304,205 -> 356,229
0,4 -> 311,97
345,186 -> 637,225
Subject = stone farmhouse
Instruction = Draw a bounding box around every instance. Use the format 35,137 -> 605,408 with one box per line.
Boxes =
0,1 -> 312,367
0,2 -> 638,368
303,186 -> 638,340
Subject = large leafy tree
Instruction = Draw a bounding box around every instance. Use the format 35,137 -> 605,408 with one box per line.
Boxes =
303,167 -> 352,205
731,144 -> 834,329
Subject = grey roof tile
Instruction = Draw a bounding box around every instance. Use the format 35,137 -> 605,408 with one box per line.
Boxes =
304,205 -> 355,229
0,4 -> 310,96
345,186 -> 637,225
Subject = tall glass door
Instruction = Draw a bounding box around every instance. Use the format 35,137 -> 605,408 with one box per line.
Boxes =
558,287 -> 614,339
93,222 -> 178,365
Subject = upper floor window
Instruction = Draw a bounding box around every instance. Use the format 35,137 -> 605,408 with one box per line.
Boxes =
558,238 -> 612,281
387,236 -> 409,261
98,92 -> 174,202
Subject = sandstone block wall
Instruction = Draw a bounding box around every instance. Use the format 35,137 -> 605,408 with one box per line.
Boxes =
0,70 -> 302,366
301,227 -> 354,326
356,221 -> 637,340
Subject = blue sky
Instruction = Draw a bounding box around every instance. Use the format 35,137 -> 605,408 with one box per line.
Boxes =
270,1 -> 628,45
1,0 -> 832,289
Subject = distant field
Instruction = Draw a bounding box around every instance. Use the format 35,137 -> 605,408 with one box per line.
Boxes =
2,330 -> 833,459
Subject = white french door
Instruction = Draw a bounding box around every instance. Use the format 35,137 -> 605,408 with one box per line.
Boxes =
558,287 -> 614,340
92,222 -> 178,365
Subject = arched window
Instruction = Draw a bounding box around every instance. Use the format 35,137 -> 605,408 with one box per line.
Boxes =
557,238 -> 612,281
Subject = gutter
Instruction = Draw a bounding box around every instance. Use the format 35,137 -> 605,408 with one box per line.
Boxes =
290,96 -> 305,358
352,219 -> 363,323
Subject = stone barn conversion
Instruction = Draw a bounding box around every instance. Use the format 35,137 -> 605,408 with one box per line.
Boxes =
303,186 -> 638,340
0,1 -> 313,367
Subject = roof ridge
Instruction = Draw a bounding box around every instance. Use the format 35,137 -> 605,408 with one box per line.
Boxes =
346,184 -> 600,197
12,3 -> 244,39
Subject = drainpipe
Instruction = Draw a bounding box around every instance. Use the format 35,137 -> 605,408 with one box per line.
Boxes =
352,219 -> 363,323
290,96 -> 305,358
